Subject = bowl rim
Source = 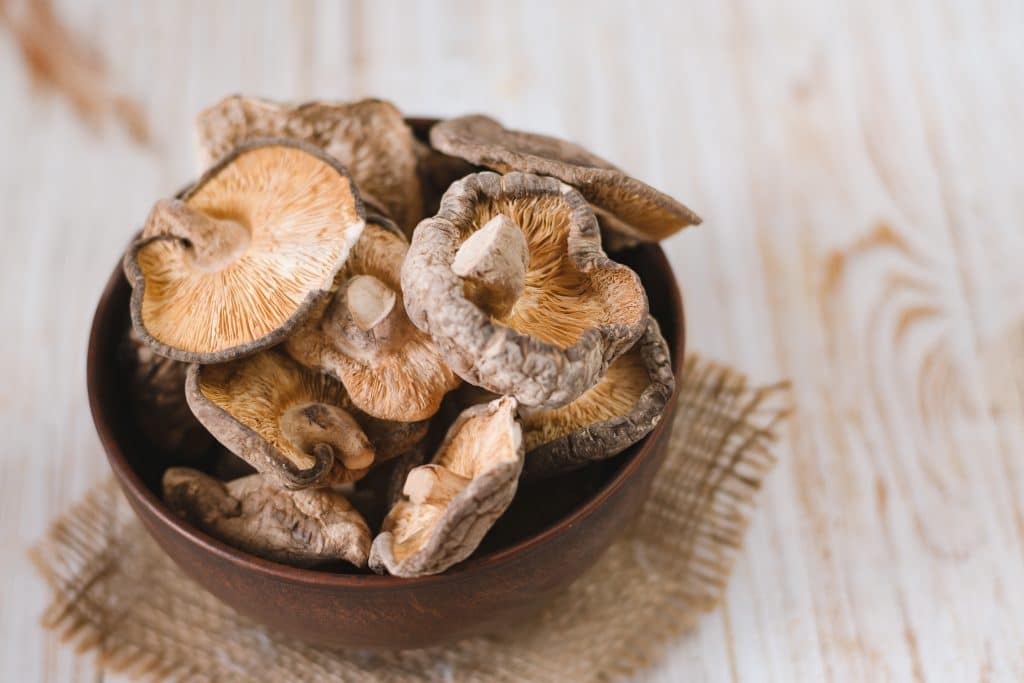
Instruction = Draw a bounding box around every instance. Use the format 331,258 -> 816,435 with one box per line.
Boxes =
89,244 -> 685,588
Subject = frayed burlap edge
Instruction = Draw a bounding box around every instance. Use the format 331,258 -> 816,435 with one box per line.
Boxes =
30,354 -> 789,683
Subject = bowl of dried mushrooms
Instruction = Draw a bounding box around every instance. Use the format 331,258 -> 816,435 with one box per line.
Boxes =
88,98 -> 693,649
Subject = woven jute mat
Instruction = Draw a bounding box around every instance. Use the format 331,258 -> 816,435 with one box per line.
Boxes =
31,355 -> 788,682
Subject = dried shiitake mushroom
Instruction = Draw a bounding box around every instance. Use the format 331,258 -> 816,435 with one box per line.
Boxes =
185,350 -> 375,488
286,221 -> 460,422
196,96 -> 422,233
413,137 -> 480,218
118,327 -> 214,457
124,139 -> 365,363
521,316 -> 674,479
430,114 -> 701,245
369,396 -> 523,577
402,171 -> 648,408
163,468 -> 371,567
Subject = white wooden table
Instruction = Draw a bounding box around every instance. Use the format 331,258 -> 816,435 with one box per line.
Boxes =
2,1 -> 1022,680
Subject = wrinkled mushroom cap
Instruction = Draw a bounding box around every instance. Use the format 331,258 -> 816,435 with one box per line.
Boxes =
163,468 -> 371,567
125,139 -> 365,363
286,222 -> 460,421
196,96 -> 422,234
430,114 -> 701,243
402,171 -> 648,408
185,350 -> 375,488
118,326 -> 215,458
369,396 -> 523,577
521,315 -> 675,478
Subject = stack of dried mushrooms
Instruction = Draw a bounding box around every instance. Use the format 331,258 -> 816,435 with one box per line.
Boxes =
121,96 -> 695,577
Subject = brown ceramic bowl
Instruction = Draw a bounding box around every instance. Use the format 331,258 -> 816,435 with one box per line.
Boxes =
89,229 -> 684,650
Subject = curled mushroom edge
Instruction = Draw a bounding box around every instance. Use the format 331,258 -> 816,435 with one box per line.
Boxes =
184,351 -> 377,489
430,113 -> 701,245
520,315 -> 675,479
124,138 -> 366,364
369,395 -> 524,577
401,170 -> 649,410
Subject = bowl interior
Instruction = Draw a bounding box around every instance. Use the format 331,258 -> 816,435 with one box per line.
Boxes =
90,243 -> 683,581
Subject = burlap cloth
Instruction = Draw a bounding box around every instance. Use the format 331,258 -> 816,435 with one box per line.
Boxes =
31,355 -> 788,682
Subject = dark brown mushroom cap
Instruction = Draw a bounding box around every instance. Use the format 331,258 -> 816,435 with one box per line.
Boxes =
185,350 -> 376,489
413,137 -> 481,218
195,96 -> 423,234
369,396 -> 523,577
124,139 -> 365,364
430,114 -> 701,243
358,412 -> 430,462
521,315 -> 675,479
285,222 -> 460,422
402,171 -> 648,408
163,468 -> 371,568
117,326 -> 214,458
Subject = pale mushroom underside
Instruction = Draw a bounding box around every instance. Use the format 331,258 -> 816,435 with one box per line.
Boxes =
129,142 -> 365,362
370,397 -> 524,576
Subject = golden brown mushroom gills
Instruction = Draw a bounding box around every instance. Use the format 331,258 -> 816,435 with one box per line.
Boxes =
136,145 -> 362,355
198,352 -> 357,471
434,405 -> 519,476
465,195 -> 645,349
521,345 -> 648,451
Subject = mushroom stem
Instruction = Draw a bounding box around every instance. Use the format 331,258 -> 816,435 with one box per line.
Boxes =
320,274 -> 402,361
346,275 -> 397,332
403,464 -> 472,505
280,403 -> 375,471
145,198 -> 250,271
452,213 -> 529,317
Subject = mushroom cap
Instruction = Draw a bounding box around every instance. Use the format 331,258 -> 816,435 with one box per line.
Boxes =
185,350 -> 375,489
125,139 -> 365,364
369,396 -> 523,577
521,315 -> 675,479
117,326 -> 214,458
285,222 -> 460,422
357,412 -> 430,462
195,96 -> 423,233
163,468 -> 371,568
401,171 -> 649,408
413,136 -> 480,218
430,114 -> 701,243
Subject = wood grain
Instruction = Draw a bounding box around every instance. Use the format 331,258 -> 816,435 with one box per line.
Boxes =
1,0 -> 1022,680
